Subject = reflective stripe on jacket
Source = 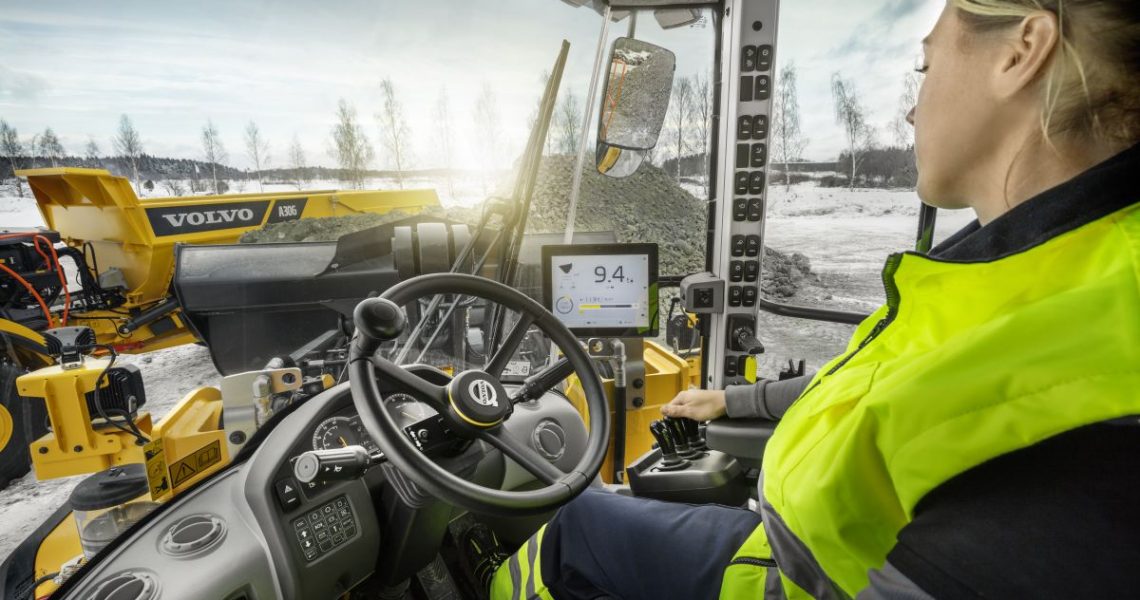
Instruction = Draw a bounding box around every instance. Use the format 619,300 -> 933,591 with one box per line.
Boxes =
721,201 -> 1140,598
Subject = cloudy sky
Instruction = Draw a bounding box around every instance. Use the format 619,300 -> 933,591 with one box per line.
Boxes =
0,0 -> 942,170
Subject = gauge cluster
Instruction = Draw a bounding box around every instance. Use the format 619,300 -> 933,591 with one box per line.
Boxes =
311,393 -> 445,456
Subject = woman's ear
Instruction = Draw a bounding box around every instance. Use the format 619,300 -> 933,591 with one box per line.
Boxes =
993,11 -> 1061,99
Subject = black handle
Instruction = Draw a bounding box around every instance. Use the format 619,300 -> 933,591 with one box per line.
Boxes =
679,417 -> 706,450
650,421 -> 688,469
293,446 -> 374,484
514,357 -> 574,403
665,418 -> 692,455
352,297 -> 408,356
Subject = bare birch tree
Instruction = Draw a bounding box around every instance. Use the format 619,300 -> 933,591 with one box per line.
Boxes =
330,99 -> 374,190
84,138 -> 101,167
831,73 -> 874,189
692,71 -> 713,182
891,70 -> 921,149
377,78 -> 411,189
288,135 -> 309,191
201,119 -> 228,194
244,121 -> 270,192
472,83 -> 501,193
434,88 -> 456,198
113,114 -> 144,192
39,128 -> 65,167
669,76 -> 694,180
772,63 -> 810,189
555,89 -> 582,155
0,120 -> 27,197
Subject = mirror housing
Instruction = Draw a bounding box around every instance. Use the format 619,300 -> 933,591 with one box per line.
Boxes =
595,37 -> 675,178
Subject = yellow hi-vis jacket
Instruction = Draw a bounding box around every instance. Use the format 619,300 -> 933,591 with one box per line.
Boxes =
721,202 -> 1140,599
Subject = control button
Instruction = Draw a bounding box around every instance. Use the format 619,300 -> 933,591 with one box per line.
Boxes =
733,198 -> 748,221
308,512 -> 321,525
741,45 -> 758,72
738,356 -> 751,376
275,479 -> 302,512
724,360 -> 738,378
319,540 -> 333,552
344,525 -> 357,538
301,537 -> 316,551
297,528 -> 312,541
338,507 -> 351,518
737,116 -> 752,140
731,235 -> 746,257
745,236 -> 761,257
729,261 -> 744,282
734,173 -> 750,195
330,523 -> 342,535
728,286 -> 743,307
743,287 -> 758,307
749,172 -> 766,195
312,520 -> 327,533
744,262 -> 760,282
316,530 -> 329,542
335,498 -> 347,509
756,75 -> 771,100
736,143 -> 750,169
750,143 -> 767,168
740,76 -> 754,102
332,533 -> 346,545
293,518 -> 308,531
303,546 -> 319,561
752,115 -> 769,140
757,45 -> 773,71
747,198 -> 764,222
322,505 -> 334,515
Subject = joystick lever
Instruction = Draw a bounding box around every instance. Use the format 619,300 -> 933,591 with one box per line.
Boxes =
650,421 -> 689,470
679,417 -> 707,451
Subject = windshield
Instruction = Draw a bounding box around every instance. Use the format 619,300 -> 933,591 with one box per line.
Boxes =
0,2 -> 716,379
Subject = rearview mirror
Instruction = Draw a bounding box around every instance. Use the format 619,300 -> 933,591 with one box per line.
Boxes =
596,38 -> 675,178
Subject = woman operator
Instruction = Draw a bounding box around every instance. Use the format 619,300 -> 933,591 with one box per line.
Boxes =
478,1 -> 1140,597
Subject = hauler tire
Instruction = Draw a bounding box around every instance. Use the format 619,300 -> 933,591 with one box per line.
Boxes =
0,363 -> 47,490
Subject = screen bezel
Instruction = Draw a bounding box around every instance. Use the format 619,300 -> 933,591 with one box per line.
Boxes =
541,242 -> 660,338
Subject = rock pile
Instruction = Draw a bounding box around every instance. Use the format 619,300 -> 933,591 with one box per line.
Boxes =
241,155 -> 815,298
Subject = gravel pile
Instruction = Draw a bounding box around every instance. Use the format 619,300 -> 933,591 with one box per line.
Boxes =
240,156 -> 814,298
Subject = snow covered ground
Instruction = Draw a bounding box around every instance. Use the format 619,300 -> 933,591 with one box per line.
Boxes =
0,177 -> 979,562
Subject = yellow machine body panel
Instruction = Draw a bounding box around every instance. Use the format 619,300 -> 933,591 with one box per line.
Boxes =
16,359 -> 152,479
32,513 -> 80,598
565,341 -> 697,483
147,385 -> 228,500
15,168 -> 440,353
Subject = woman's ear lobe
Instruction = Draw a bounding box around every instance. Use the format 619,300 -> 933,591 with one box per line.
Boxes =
995,11 -> 1061,98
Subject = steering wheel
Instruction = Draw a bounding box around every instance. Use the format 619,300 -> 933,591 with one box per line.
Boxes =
347,273 -> 610,516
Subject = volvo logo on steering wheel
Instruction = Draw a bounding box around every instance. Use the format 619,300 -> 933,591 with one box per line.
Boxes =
469,379 -> 499,407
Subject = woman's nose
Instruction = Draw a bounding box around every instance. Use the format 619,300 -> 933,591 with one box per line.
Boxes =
906,107 -> 916,126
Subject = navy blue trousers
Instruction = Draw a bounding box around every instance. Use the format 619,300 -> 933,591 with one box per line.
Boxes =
537,489 -> 761,600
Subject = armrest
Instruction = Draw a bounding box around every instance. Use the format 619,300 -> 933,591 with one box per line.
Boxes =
704,418 -> 778,470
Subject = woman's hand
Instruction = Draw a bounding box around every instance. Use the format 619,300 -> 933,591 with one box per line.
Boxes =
661,388 -> 727,421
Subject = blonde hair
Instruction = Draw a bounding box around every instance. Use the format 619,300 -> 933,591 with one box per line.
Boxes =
952,0 -> 1140,146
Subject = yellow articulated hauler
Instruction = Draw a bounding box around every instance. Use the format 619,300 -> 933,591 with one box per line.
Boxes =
0,168 -> 439,488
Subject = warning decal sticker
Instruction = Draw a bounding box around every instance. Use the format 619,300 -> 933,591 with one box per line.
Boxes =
169,440 -> 222,487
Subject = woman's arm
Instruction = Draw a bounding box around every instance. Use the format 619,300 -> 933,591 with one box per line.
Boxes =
661,372 -> 815,421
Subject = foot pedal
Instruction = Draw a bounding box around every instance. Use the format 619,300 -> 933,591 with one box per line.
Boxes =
415,554 -> 461,600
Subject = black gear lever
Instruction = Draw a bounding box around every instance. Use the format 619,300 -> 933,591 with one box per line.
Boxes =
678,417 -> 707,451
664,417 -> 696,458
650,421 -> 689,470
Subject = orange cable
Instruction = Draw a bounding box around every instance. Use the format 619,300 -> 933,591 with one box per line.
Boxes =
0,262 -> 53,326
34,235 -> 69,325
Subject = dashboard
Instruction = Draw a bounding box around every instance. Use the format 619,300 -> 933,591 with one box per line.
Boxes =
58,367 -> 590,600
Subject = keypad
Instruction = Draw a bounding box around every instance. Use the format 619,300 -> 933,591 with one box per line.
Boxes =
294,495 -> 357,562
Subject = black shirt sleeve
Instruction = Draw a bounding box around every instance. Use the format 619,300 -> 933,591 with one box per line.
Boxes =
887,420 -> 1140,599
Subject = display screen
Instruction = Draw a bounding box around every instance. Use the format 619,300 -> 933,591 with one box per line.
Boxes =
541,243 -> 659,337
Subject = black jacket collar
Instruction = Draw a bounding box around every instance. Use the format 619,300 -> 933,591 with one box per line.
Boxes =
929,142 -> 1140,262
